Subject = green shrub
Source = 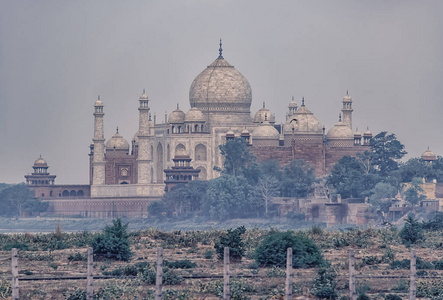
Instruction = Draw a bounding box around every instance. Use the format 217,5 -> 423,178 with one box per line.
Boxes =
385,295 -> 402,300
390,257 -> 433,270
265,266 -> 285,277
204,250 -> 214,259
91,219 -> 132,261
214,226 -> 246,262
357,293 -> 370,300
400,215 -> 424,245
164,260 -> 196,269
141,267 -> 183,285
68,252 -> 87,262
199,278 -> 254,300
255,231 -> 323,268
0,280 -> 11,298
311,267 -> 338,299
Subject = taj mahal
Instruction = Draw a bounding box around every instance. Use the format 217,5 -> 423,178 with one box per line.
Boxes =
25,41 -> 374,217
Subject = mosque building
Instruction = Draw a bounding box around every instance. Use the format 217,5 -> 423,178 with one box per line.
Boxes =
25,42 -> 380,217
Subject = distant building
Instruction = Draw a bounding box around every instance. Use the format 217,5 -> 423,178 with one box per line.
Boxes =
26,42 -> 375,217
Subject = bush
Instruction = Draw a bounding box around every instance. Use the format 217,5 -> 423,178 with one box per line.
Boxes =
312,267 -> 338,299
164,260 -> 196,269
141,266 -> 183,285
400,215 -> 424,245
255,231 -> 323,268
357,293 -> 370,300
204,250 -> 214,259
385,295 -> 402,300
91,219 -> 132,261
214,226 -> 246,262
68,252 -> 87,262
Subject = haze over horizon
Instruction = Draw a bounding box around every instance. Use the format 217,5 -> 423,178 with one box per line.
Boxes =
1,0 -> 442,184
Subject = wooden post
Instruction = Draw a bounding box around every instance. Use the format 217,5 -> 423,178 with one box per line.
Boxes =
155,247 -> 163,300
86,247 -> 93,300
349,249 -> 356,300
11,248 -> 19,300
223,247 -> 230,300
285,247 -> 293,300
410,248 -> 416,300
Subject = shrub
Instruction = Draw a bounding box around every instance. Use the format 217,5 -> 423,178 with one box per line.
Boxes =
214,226 -> 246,262
141,267 -> 183,285
164,260 -> 196,269
0,280 -> 11,298
311,267 -> 338,299
255,231 -> 323,268
400,215 -> 424,245
385,295 -> 402,300
91,219 -> 132,261
357,293 -> 370,300
204,250 -> 214,259
68,252 -> 87,262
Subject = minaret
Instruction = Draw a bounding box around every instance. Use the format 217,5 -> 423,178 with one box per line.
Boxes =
342,90 -> 353,129
92,95 -> 106,185
137,89 -> 150,184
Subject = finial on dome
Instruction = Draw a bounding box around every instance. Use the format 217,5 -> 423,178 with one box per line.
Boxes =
263,101 -> 265,108
356,127 -> 359,131
302,97 -> 305,106
98,95 -> 100,100
292,96 -> 294,101
177,103 -> 179,109
346,90 -> 349,95
339,113 -> 342,122
116,127 -> 119,134
143,88 -> 145,93
218,39 -> 223,59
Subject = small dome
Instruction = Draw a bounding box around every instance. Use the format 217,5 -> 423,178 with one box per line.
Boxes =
106,131 -> 130,151
139,89 -> 149,100
343,91 -> 352,102
241,128 -> 250,136
363,128 -> 373,137
253,104 -> 276,124
168,108 -> 185,124
184,107 -> 205,122
422,148 -> 437,161
95,95 -> 103,106
354,129 -> 362,137
226,129 -> 235,137
34,156 -> 47,167
285,102 -> 323,135
327,121 -> 354,139
289,98 -> 298,108
252,121 -> 280,139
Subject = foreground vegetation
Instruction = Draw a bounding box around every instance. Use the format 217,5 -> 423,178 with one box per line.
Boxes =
2,217 -> 443,299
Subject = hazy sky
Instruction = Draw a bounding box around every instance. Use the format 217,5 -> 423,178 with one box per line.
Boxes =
1,0 -> 442,184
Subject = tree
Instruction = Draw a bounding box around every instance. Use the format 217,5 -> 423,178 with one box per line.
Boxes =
404,177 -> 426,207
369,182 -> 397,211
400,215 -> 424,245
327,156 -> 366,199
0,183 -> 48,217
257,175 -> 280,216
365,131 -> 407,176
203,175 -> 261,220
91,219 -> 132,261
218,138 -> 258,180
280,159 -> 315,197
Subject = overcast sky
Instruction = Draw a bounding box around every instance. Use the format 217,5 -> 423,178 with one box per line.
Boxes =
1,0 -> 442,184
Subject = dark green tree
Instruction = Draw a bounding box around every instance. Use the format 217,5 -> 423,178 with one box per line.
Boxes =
404,177 -> 426,207
365,131 -> 407,176
203,175 -> 261,220
312,266 -> 338,299
218,138 -> 259,182
255,231 -> 323,268
369,182 -> 397,211
91,219 -> 132,261
400,215 -> 424,245
280,159 -> 315,197
214,226 -> 246,262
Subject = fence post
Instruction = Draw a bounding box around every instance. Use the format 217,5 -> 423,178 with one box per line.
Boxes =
285,247 -> 293,300
410,248 -> 416,300
11,248 -> 19,300
349,249 -> 356,300
224,247 -> 230,300
86,247 -> 93,300
155,247 -> 163,300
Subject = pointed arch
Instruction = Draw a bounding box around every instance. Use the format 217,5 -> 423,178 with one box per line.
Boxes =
196,166 -> 207,180
175,144 -> 186,156
195,144 -> 207,161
